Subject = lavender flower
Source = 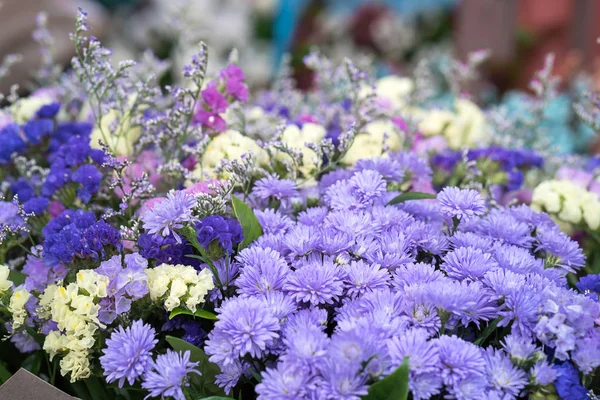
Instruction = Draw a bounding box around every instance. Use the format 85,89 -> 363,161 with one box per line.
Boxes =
437,187 -> 486,221
101,320 -> 157,387
283,259 -> 343,305
142,350 -> 200,400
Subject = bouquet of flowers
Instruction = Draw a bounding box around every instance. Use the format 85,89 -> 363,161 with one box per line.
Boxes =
0,9 -> 598,400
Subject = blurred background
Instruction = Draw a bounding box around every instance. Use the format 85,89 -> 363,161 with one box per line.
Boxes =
1,0 -> 599,99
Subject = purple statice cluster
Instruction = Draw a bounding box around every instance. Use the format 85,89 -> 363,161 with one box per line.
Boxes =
101,320 -> 200,400
3,103 -> 107,214
0,102 -> 59,164
193,64 -> 248,133
195,215 -> 244,253
432,146 -> 544,191
42,209 -> 121,266
95,253 -> 149,324
200,163 -> 598,400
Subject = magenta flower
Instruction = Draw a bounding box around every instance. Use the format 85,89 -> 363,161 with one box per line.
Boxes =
194,82 -> 229,132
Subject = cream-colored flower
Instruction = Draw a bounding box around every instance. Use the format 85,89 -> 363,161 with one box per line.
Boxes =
193,129 -> 268,180
278,123 -> 327,177
342,119 -> 402,165
417,99 -> 487,149
532,180 -> 600,230
145,264 -> 215,312
0,265 -> 12,295
89,108 -> 142,157
76,270 -> 109,298
9,287 -> 31,330
374,76 -> 414,109
11,94 -> 55,124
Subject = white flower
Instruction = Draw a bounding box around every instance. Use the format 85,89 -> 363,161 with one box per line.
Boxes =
532,180 -> 600,230
145,264 -> 215,313
11,93 -> 55,124
9,287 -> 31,330
279,123 -> 327,177
0,265 -> 12,295
342,119 -> 402,165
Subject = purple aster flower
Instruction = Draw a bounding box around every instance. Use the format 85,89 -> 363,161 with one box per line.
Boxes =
252,177 -> 299,209
195,215 -> 243,253
437,335 -> 486,388
324,210 -> 380,239
235,247 -> 290,295
492,243 -> 544,275
421,279 -> 500,328
392,262 -> 444,290
535,227 -> 585,273
530,361 -> 557,386
325,179 -> 365,211
450,231 -> 494,253
283,259 -> 343,305
254,209 -> 294,235
470,209 -> 534,248
215,360 -> 246,394
484,349 -> 527,397
363,229 -> 414,269
349,169 -> 387,204
283,224 -> 322,257
101,320 -> 157,387
437,187 -> 486,221
501,333 -> 538,364
387,329 -> 440,376
371,205 -> 415,233
281,324 -> 328,368
316,358 -> 369,400
354,157 -> 404,182
142,350 -> 200,400
553,362 -> 588,400
141,191 -> 196,244
72,164 -> 103,203
297,207 -> 329,226
262,291 -> 297,321
341,260 -> 389,298
319,169 -> 354,192
283,307 -> 328,335
206,296 -> 279,365
442,246 -> 499,281
328,328 -> 385,375
256,362 -> 315,399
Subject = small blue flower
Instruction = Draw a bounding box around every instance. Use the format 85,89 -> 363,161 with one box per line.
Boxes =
142,350 -> 200,400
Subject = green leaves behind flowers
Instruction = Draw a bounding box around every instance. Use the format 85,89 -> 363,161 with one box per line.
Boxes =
165,336 -> 225,397
168,306 -> 218,321
231,195 -> 263,250
387,192 -> 437,206
363,357 -> 410,400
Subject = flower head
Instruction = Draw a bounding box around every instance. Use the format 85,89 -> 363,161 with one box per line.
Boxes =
437,187 -> 486,221
142,191 -> 196,243
101,320 -> 157,387
142,350 -> 200,400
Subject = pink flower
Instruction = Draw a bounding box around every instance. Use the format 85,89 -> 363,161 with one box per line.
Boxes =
193,82 -> 229,133
48,201 -> 66,218
139,197 -> 164,218
185,180 -> 223,196
115,150 -> 163,198
413,135 -> 448,156
556,167 -> 593,189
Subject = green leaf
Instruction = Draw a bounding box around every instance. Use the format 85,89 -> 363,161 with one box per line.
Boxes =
474,317 -> 502,346
169,307 -> 218,321
8,269 -> 26,286
0,361 -> 11,384
166,336 -> 225,397
363,357 -> 410,400
21,352 -> 42,376
231,195 -> 263,250
387,192 -> 437,206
